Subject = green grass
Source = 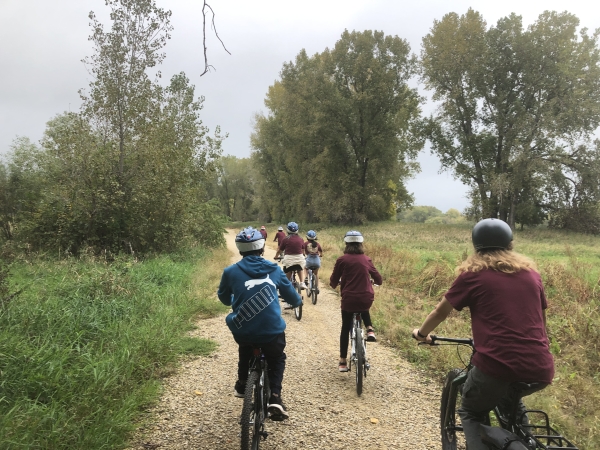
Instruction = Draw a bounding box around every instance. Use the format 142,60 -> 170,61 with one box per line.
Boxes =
0,247 -> 229,449
268,221 -> 600,449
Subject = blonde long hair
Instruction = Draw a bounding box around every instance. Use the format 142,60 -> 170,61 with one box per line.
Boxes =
457,244 -> 538,275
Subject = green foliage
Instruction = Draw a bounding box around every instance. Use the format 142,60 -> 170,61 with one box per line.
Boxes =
2,1 -> 225,253
252,30 -> 423,224
422,9 -> 600,229
0,248 -> 228,449
210,156 -> 261,221
397,205 -> 442,222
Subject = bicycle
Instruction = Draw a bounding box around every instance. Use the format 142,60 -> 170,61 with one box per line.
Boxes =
305,266 -> 318,305
240,347 -> 270,450
348,312 -> 369,396
420,335 -> 578,450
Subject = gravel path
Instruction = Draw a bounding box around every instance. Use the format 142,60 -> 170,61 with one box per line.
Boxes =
129,231 -> 447,449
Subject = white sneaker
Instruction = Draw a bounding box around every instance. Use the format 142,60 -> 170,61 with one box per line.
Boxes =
299,282 -> 307,290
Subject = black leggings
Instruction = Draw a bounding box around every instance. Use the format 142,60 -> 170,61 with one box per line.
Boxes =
340,310 -> 372,358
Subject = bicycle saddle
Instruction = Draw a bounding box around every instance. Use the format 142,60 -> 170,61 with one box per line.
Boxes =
480,424 -> 528,450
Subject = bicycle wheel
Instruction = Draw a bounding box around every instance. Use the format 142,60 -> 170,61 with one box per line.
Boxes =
441,368 -> 463,450
355,327 -> 364,396
311,273 -> 317,305
240,370 -> 260,450
306,270 -> 312,298
294,280 -> 302,320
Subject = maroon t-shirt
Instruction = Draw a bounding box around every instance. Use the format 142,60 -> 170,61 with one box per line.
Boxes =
445,269 -> 554,383
279,234 -> 304,255
260,229 -> 267,239
329,254 -> 382,311
273,231 -> 286,246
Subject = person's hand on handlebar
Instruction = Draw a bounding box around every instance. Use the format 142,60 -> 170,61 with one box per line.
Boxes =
412,328 -> 433,344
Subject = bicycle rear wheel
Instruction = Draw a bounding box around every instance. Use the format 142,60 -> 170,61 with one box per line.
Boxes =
440,368 -> 463,450
240,370 -> 260,450
311,273 -> 318,305
294,277 -> 303,320
355,327 -> 364,396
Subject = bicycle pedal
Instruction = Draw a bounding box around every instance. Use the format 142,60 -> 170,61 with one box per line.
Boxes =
365,363 -> 371,370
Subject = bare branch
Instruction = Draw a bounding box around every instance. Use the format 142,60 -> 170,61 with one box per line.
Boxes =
200,1 -> 230,77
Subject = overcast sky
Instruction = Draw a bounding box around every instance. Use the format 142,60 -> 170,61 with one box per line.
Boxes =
2,0 -> 600,212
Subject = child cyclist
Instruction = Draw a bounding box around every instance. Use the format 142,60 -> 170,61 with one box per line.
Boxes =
330,230 -> 382,372
279,222 -> 307,289
303,230 -> 323,293
217,227 -> 302,420
412,218 -> 554,450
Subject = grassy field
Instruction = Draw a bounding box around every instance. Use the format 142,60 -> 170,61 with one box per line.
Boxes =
0,247 -> 229,449
260,221 -> 600,449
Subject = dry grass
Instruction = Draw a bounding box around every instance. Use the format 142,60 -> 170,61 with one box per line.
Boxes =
264,221 -> 599,449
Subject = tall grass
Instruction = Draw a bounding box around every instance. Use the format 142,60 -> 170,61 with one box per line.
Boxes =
266,222 -> 599,449
0,247 -> 229,449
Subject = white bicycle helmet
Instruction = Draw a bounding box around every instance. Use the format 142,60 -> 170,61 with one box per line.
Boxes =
344,230 -> 364,243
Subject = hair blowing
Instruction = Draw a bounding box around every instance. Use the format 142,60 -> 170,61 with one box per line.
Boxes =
456,244 -> 537,275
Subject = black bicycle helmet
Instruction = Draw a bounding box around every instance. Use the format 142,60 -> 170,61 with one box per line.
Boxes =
472,218 -> 513,251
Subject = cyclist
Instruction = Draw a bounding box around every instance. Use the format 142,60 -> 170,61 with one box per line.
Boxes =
273,226 -> 286,259
279,222 -> 307,290
217,227 -> 302,420
412,218 -> 554,450
330,230 -> 382,372
259,225 -> 267,239
303,230 -> 323,293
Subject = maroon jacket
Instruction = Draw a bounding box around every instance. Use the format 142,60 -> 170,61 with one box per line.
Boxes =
273,231 -> 286,246
330,253 -> 382,311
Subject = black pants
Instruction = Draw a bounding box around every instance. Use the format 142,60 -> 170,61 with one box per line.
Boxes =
340,310 -> 372,358
235,332 -> 286,396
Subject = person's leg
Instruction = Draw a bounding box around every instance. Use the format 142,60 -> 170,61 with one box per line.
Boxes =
234,339 -> 254,396
262,332 -> 289,420
313,268 -> 319,288
261,332 -> 287,396
459,367 -> 511,450
497,382 -> 549,425
339,310 -> 353,364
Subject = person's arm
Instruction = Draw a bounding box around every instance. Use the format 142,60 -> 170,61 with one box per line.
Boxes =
330,258 -> 342,289
318,243 -> 323,257
412,297 -> 454,343
368,259 -> 383,285
217,271 -> 233,306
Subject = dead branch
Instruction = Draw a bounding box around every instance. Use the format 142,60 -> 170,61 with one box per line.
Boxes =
200,1 -> 231,77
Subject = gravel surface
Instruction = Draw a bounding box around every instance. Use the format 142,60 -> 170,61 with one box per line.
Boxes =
129,231 -> 451,449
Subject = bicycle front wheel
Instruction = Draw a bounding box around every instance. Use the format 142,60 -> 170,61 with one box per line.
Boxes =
311,274 -> 318,305
240,370 -> 260,450
440,368 -> 464,450
355,327 -> 364,396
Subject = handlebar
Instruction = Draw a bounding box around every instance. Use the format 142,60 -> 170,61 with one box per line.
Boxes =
417,335 -> 474,347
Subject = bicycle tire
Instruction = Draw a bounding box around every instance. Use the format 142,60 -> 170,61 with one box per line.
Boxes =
355,327 -> 364,396
440,368 -> 463,450
240,370 -> 260,450
306,270 -> 312,298
294,281 -> 302,321
311,273 -> 317,305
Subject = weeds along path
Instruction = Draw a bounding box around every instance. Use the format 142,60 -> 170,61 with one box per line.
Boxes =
130,230 -> 444,449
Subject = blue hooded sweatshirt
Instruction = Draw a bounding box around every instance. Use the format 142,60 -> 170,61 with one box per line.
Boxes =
217,255 -> 302,343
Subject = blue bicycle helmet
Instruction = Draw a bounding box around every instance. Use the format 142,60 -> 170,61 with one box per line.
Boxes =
344,230 -> 363,243
287,222 -> 299,233
472,218 -> 513,250
235,227 -> 265,252
306,230 -> 317,240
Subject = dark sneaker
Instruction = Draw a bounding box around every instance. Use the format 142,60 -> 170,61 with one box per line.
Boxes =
367,330 -> 377,342
234,380 -> 246,398
267,395 -> 289,421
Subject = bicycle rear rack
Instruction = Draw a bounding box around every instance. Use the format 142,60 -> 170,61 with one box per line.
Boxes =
520,410 -> 578,449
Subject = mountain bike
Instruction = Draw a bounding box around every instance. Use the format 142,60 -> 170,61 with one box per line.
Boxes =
420,335 -> 578,450
240,347 -> 270,450
348,312 -> 369,396
305,266 -> 318,305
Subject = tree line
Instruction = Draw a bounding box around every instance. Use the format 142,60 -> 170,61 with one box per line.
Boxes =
214,9 -> 600,233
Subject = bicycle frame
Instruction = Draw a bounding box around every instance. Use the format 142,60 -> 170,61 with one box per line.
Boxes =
427,336 -> 578,450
